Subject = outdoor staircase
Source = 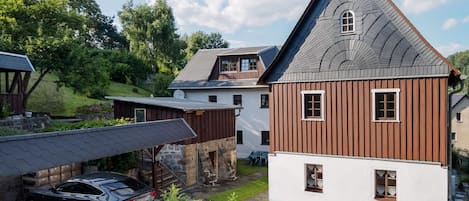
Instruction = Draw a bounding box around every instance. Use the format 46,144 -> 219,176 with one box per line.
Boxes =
218,146 -> 237,181
140,148 -> 185,193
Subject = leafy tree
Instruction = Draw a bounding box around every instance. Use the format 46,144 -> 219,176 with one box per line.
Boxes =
119,0 -> 186,74
185,31 -> 229,59
151,73 -> 174,97
448,50 -> 469,93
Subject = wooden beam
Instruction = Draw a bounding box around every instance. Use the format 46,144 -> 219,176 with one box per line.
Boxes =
8,72 -> 20,94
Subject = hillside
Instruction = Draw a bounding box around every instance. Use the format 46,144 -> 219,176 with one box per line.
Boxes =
27,73 -> 151,117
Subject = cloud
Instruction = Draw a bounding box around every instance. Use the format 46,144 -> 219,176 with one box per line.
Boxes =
437,43 -> 468,57
442,18 -> 458,30
463,16 -> 469,23
401,0 -> 448,14
156,0 -> 309,33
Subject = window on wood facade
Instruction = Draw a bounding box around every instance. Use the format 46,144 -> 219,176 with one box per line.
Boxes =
260,94 -> 269,108
221,59 -> 237,72
372,89 -> 400,122
375,170 -> 397,200
233,95 -> 242,106
457,112 -> 462,122
341,10 -> 355,33
261,131 -> 269,145
302,90 -> 325,121
134,108 -> 146,123
241,58 -> 258,72
305,164 -> 323,193
237,130 -> 243,144
208,95 -> 217,103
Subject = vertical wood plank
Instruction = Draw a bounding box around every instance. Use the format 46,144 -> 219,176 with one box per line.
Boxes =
370,81 -> 376,158
279,84 -> 284,151
331,82 -> 337,155
440,78 -> 447,165
364,81 -> 371,157
419,79 -> 426,161
376,80 -> 382,158
426,79 -> 433,161
337,81 -> 343,155
347,81 -> 353,156
412,79 -> 420,161
321,82 -> 328,154
432,79 -> 440,162
358,81 -> 365,157
342,81 -> 348,156
394,79 -> 400,159
292,83 -> 298,152
399,79 -> 407,160
353,81 -> 359,156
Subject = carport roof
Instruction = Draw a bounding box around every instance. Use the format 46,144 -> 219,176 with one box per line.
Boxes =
0,119 -> 196,177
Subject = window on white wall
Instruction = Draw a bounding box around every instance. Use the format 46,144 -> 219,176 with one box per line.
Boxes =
260,94 -> 269,108
305,164 -> 323,193
341,10 -> 355,33
457,112 -> 462,122
134,108 -> 146,123
237,130 -> 243,144
261,131 -> 269,145
375,170 -> 397,200
372,89 -> 400,122
302,90 -> 325,121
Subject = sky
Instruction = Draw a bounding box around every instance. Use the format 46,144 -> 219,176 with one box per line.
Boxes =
95,0 -> 469,56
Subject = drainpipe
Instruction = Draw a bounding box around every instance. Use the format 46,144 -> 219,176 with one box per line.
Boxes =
448,77 -> 464,201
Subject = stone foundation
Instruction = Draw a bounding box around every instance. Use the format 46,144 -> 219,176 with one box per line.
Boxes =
0,116 -> 50,131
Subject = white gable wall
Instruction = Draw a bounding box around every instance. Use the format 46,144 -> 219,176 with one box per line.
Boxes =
182,88 -> 270,158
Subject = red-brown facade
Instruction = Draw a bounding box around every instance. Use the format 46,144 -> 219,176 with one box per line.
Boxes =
269,77 -> 448,165
209,55 -> 266,80
114,101 -> 236,145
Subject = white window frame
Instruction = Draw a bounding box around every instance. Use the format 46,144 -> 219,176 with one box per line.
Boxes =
371,88 -> 400,123
341,10 -> 355,34
134,108 -> 147,123
301,90 -> 325,121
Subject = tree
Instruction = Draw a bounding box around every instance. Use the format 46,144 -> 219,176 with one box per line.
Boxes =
119,0 -> 186,74
448,50 -> 469,93
185,31 -> 229,59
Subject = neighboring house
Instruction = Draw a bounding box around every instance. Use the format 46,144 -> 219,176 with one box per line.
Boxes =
259,0 -> 461,201
451,94 -> 469,155
169,46 -> 279,158
0,51 -> 35,114
107,97 -> 238,189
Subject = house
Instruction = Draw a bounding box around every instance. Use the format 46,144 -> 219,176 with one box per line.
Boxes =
107,96 -> 239,189
259,0 -> 461,200
169,46 -> 279,158
0,51 -> 35,114
451,94 -> 469,155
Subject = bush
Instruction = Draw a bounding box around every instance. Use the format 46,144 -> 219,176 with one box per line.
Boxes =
75,103 -> 113,115
160,184 -> 191,201
0,98 -> 10,119
0,127 -> 30,137
152,73 -> 174,97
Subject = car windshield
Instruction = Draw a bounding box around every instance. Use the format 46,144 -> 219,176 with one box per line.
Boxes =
103,178 -> 146,196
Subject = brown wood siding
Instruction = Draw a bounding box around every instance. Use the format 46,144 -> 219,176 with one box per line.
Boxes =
113,101 -> 235,144
270,78 -> 448,165
210,55 -> 266,80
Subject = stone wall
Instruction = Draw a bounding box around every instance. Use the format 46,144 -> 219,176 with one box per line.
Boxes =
157,144 -> 186,173
0,116 -> 50,131
197,137 -> 237,183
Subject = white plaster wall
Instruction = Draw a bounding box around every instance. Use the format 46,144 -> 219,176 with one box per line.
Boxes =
269,153 -> 448,201
183,88 -> 270,158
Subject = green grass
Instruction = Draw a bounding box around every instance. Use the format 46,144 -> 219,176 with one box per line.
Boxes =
237,159 -> 268,178
207,176 -> 268,201
27,73 -> 150,117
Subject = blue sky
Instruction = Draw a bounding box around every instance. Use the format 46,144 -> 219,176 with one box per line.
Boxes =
96,0 -> 469,56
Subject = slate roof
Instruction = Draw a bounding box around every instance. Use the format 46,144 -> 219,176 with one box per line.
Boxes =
452,94 -> 469,108
260,0 -> 459,84
0,51 -> 35,72
0,119 -> 196,177
106,96 -> 240,111
169,46 -> 279,89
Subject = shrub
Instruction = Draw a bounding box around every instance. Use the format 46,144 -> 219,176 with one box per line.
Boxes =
0,98 -> 10,119
0,127 -> 30,137
161,184 -> 191,201
75,103 -> 113,115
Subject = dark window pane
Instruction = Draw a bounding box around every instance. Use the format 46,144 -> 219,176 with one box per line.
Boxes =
234,95 -> 242,106
343,19 -> 348,24
241,59 -> 250,72
349,25 -> 354,30
348,18 -> 354,23
387,111 -> 395,118
314,110 -> 321,117
135,109 -> 146,122
261,94 -> 269,108
261,131 -> 269,145
237,130 -> 243,144
209,95 -> 217,103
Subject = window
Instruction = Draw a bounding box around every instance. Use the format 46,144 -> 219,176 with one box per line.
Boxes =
57,182 -> 102,195
209,95 -> 217,103
221,59 -> 237,72
261,131 -> 269,145
241,58 -> 258,72
260,94 -> 269,108
302,90 -> 325,121
134,108 -> 146,123
249,58 -> 257,71
372,89 -> 400,122
375,170 -> 397,200
457,112 -> 462,122
233,95 -> 242,106
237,130 -> 243,144
305,164 -> 323,193
452,132 -> 457,142
341,10 -> 355,33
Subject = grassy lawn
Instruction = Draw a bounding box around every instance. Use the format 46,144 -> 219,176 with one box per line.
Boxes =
207,176 -> 268,201
27,73 -> 150,117
206,160 -> 268,201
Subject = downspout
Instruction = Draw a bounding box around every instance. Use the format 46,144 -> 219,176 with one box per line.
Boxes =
448,78 -> 464,201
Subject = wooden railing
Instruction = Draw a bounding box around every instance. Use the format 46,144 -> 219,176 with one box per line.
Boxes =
0,94 -> 24,115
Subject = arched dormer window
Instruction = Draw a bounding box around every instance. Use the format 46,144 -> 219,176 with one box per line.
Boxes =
341,10 -> 355,33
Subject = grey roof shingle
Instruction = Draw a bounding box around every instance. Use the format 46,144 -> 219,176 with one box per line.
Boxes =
0,119 -> 196,177
0,51 -> 36,72
106,96 -> 240,111
169,46 -> 279,89
261,0 -> 456,84
452,94 -> 469,108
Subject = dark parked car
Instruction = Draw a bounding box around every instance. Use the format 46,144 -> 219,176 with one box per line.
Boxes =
27,172 -> 156,201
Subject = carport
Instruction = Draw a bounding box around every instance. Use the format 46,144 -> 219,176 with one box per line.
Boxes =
0,118 -> 196,198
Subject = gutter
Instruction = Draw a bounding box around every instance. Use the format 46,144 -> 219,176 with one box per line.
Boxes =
448,77 -> 464,201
